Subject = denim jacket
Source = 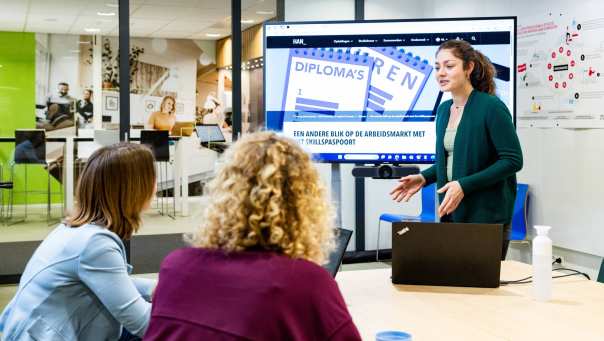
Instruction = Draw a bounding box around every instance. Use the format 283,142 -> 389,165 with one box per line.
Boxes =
0,223 -> 155,340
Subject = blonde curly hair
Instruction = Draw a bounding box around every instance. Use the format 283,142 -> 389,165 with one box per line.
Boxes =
188,131 -> 335,264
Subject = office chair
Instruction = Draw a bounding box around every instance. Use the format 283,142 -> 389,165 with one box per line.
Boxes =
598,259 -> 604,284
376,183 -> 436,261
140,130 -> 175,219
10,129 -> 63,223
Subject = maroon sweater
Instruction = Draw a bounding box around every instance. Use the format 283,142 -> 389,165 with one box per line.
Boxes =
143,248 -> 361,341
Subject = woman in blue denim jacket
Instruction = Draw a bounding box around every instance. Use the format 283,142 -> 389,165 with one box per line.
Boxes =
0,143 -> 157,341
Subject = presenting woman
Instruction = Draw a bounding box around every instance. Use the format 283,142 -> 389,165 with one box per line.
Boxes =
146,96 -> 176,131
0,143 -> 157,340
390,40 -> 523,259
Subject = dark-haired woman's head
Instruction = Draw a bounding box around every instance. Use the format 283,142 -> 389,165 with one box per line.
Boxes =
66,143 -> 156,239
435,40 -> 496,95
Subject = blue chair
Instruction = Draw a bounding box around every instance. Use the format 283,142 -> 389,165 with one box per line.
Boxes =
376,183 -> 436,260
510,183 -> 530,241
597,259 -> 604,283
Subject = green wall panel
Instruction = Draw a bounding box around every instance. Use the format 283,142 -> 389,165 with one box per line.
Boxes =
0,32 -> 62,207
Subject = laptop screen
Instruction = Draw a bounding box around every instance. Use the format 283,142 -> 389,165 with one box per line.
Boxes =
323,228 -> 353,277
196,124 -> 226,143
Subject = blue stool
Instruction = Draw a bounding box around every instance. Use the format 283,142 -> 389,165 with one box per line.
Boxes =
510,183 -> 529,241
376,183 -> 436,260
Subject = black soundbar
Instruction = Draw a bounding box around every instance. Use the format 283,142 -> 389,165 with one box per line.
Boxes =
352,164 -> 419,179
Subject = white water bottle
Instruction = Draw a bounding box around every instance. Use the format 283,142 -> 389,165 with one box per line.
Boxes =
532,225 -> 552,301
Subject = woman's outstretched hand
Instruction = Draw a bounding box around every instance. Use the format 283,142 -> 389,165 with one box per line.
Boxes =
437,181 -> 464,217
390,174 -> 426,202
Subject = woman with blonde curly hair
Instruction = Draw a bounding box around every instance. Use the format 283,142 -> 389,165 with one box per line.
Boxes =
144,131 -> 361,341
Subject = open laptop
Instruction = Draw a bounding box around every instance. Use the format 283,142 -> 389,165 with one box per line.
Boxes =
323,228 -> 353,277
170,121 -> 195,136
196,124 -> 229,153
391,222 -> 503,288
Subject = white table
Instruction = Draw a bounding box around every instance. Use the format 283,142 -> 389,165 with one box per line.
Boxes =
336,261 -> 604,341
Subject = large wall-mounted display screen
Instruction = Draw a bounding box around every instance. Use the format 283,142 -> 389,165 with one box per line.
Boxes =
264,17 -> 516,163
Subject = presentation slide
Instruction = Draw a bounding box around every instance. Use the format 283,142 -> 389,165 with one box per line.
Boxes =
264,18 -> 516,163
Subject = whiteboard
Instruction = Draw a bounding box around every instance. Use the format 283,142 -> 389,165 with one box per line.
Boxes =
515,9 -> 604,256
517,12 -> 604,128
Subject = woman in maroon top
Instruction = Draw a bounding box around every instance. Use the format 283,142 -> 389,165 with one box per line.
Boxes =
144,132 -> 361,341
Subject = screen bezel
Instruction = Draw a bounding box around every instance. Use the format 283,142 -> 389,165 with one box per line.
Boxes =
263,16 -> 517,164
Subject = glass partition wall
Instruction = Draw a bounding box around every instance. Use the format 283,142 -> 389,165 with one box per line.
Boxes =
0,0 -> 276,281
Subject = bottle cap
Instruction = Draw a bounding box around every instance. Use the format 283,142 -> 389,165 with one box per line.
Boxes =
534,225 -> 552,236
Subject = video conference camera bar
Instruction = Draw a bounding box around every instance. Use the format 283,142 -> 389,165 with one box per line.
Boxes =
352,164 -> 419,179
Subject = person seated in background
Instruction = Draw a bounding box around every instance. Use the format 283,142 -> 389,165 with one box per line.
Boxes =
77,88 -> 94,125
146,95 -> 176,131
221,111 -> 232,130
36,82 -> 76,131
0,143 -> 158,341
221,110 -> 233,142
46,82 -> 76,111
144,132 -> 361,341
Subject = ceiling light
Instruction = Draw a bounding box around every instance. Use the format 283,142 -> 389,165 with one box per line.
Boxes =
69,49 -> 80,53
79,41 -> 91,44
256,11 -> 274,15
241,19 -> 254,24
105,3 -> 118,8
84,28 -> 101,33
97,12 -> 116,16
44,18 -> 57,22
205,33 -> 220,37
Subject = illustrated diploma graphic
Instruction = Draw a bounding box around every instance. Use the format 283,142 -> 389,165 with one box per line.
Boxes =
282,48 -> 374,123
349,47 -> 433,121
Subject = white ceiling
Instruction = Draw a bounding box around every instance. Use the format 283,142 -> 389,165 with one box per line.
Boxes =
0,0 -> 276,40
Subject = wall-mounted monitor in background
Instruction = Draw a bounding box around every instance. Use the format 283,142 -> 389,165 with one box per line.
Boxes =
264,17 -> 516,163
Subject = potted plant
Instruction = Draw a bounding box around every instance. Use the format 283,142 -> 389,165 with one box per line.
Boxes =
102,38 -> 115,89
108,45 -> 145,91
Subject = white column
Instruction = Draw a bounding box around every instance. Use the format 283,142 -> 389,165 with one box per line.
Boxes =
173,140 -> 182,215
217,69 -> 226,108
64,136 -> 74,211
180,138 -> 191,216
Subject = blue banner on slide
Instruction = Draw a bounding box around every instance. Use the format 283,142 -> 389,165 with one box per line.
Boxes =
266,110 -> 436,130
